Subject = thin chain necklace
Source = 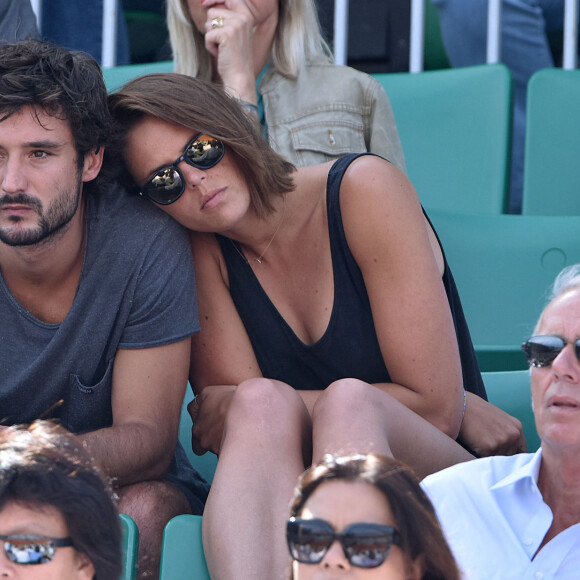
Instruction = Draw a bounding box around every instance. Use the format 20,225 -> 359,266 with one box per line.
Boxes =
231,198 -> 287,265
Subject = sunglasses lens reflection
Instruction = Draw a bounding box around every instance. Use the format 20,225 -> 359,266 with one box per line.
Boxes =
344,525 -> 392,568
523,336 -> 571,367
288,520 -> 332,564
185,136 -> 225,169
143,167 -> 184,204
4,539 -> 56,565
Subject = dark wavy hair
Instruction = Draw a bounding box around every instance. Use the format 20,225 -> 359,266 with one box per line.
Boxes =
0,39 -> 114,195
107,72 -> 295,218
289,453 -> 460,580
0,421 -> 123,580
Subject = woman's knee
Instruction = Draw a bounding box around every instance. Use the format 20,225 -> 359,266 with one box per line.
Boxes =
312,378 -> 381,423
227,378 -> 306,432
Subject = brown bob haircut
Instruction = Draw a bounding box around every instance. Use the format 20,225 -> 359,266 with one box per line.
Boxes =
108,73 -> 295,218
290,453 -> 460,580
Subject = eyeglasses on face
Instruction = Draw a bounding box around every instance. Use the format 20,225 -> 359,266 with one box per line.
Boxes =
139,134 -> 225,205
522,335 -> 580,368
0,534 -> 73,565
286,517 -> 400,568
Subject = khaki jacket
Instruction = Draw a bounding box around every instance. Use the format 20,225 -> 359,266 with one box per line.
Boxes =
259,62 -> 406,173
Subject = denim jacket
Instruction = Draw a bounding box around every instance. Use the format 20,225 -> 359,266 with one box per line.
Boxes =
259,62 -> 406,173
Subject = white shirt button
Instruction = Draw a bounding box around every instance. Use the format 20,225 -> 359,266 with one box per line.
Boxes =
536,572 -> 544,580
524,538 -> 533,546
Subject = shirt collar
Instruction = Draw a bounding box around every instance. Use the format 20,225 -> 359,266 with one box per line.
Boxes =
490,448 -> 543,492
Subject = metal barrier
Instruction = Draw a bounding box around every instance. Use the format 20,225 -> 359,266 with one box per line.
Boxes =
29,0 -> 579,72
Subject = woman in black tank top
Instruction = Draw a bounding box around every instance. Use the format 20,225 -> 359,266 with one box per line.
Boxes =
108,73 -> 525,580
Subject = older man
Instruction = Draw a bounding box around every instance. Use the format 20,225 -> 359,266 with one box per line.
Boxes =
422,264 -> 580,579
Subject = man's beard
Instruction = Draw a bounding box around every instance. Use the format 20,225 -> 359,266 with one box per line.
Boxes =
0,173 -> 84,247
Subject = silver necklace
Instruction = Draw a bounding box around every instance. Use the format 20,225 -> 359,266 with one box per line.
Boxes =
231,199 -> 287,264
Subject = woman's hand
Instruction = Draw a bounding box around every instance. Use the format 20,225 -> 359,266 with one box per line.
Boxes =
203,0 -> 258,101
459,392 -> 527,457
189,384 -> 237,455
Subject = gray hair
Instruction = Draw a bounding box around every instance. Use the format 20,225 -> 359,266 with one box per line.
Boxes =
549,263 -> 580,301
533,264 -> 580,334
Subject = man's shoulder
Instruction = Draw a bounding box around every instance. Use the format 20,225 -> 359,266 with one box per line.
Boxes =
83,183 -> 189,273
86,183 -> 183,237
422,453 -> 537,496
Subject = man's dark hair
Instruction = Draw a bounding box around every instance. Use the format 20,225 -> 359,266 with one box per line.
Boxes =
0,39 -> 114,194
0,421 -> 123,580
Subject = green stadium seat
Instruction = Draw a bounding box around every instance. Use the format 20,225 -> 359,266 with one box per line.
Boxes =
120,513 -> 139,580
374,64 -> 512,214
481,370 -> 540,452
159,515 -> 210,580
428,210 -> 580,371
522,68 -> 580,216
102,60 -> 174,93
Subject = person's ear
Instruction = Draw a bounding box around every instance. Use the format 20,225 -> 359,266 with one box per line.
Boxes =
74,551 -> 96,580
81,148 -> 105,183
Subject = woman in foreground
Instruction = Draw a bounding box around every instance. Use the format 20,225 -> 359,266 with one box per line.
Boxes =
108,73 -> 523,579
288,453 -> 460,579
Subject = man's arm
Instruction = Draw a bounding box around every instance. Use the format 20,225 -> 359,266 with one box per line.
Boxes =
79,338 -> 191,487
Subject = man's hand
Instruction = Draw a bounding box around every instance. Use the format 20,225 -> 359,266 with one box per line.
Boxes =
459,392 -> 527,457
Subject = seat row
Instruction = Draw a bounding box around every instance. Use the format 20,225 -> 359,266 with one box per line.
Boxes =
103,61 -> 580,217
375,64 -> 580,217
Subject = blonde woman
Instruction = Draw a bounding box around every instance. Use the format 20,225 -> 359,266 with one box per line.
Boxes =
166,0 -> 407,171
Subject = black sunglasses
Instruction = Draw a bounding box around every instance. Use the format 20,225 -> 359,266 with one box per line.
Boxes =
522,335 -> 580,368
0,534 -> 73,565
286,517 -> 400,568
139,134 -> 225,205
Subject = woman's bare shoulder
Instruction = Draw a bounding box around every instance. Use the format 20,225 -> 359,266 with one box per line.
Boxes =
189,230 -> 230,287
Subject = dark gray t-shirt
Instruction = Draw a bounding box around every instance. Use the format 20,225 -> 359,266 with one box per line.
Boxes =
0,184 -> 199,432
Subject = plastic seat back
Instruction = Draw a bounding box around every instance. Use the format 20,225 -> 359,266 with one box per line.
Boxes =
119,513 -> 139,580
482,370 -> 540,451
159,514 -> 210,580
374,64 -> 512,214
102,60 -> 174,93
428,210 -> 580,371
522,68 -> 580,215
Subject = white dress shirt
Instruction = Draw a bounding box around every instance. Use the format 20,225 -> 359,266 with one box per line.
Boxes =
421,450 -> 580,579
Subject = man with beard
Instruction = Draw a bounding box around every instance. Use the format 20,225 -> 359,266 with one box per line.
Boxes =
0,40 -> 208,579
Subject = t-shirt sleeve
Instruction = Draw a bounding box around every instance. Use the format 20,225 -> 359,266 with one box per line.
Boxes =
118,220 -> 199,348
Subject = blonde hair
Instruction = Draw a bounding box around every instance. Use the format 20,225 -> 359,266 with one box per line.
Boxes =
166,0 -> 333,80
